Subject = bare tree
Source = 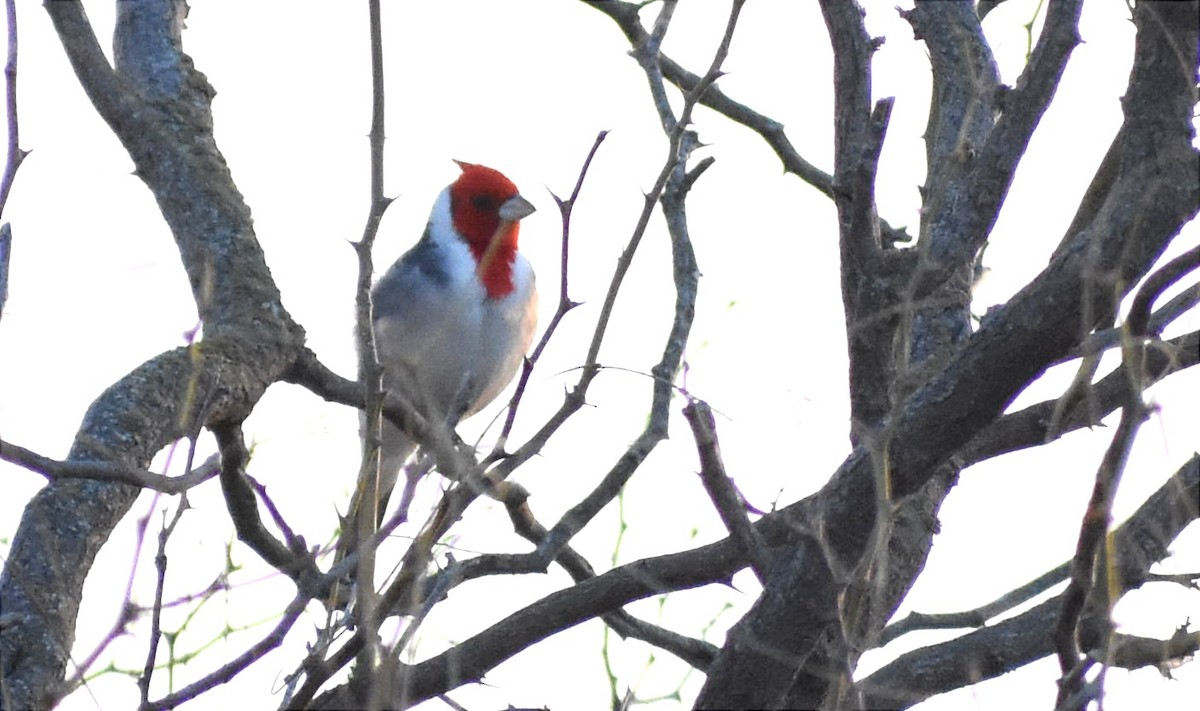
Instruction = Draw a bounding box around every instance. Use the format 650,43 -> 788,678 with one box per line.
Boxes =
1,1 -> 1197,710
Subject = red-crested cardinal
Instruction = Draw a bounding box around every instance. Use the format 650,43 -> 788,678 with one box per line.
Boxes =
340,161 -> 537,560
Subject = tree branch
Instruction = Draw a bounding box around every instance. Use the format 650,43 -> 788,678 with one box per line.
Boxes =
820,0 -> 901,441
1053,247 -> 1199,709
683,399 -> 771,584
697,1 -> 1199,704
344,0 -> 390,681
584,0 -> 911,246
305,435 -> 1197,710
213,423 -> 317,581
859,454 -> 1199,709
1,5 -> 308,705
961,330 -> 1199,466
536,0 -> 731,562
491,130 -> 605,455
1069,282 -> 1199,361
879,561 -> 1069,646
0,0 -> 20,326
142,591 -> 310,711
0,438 -> 221,493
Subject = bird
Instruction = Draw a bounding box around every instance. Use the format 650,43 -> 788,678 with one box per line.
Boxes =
338,161 -> 538,564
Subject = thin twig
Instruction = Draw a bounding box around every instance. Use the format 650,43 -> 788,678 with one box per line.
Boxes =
138,438 -> 199,706
0,438 -> 221,494
347,0 -> 391,676
491,130 -> 607,455
0,223 -> 10,323
1069,282 -> 1199,360
537,0 -> 742,562
880,562 -> 1070,645
499,487 -> 719,669
962,330 -> 1198,466
0,0 -> 23,219
389,556 -> 455,679
1053,404 -> 1146,707
140,591 -> 310,711
584,0 -> 911,247
298,446 -> 506,707
246,474 -> 303,554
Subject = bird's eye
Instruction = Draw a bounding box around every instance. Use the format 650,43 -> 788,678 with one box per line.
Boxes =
472,195 -> 496,212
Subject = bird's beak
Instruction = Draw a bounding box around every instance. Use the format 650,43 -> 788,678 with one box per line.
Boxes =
498,194 -> 536,222
478,194 -> 535,278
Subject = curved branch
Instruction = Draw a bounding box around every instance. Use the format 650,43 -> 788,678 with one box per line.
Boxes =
46,1 -> 300,339
961,330 -> 1199,466
1070,282 -> 1199,360
1,4 -> 307,707
1126,244 -> 1200,337
1053,250 -> 1200,708
859,454 -> 1199,709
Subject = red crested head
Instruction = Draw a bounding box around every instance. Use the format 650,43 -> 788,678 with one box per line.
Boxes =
448,161 -> 534,298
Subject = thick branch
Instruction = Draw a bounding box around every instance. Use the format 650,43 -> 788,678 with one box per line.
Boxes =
46,1 -> 298,340
1,4 -> 306,707
697,2 -> 1199,704
820,0 -> 901,440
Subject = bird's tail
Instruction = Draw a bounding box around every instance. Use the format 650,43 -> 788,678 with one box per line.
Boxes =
332,420 -> 418,579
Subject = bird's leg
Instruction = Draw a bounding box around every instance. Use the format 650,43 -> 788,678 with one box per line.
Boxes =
394,451 -> 434,522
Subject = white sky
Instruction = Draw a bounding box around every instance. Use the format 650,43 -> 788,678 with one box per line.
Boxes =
2,2 -> 1197,710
